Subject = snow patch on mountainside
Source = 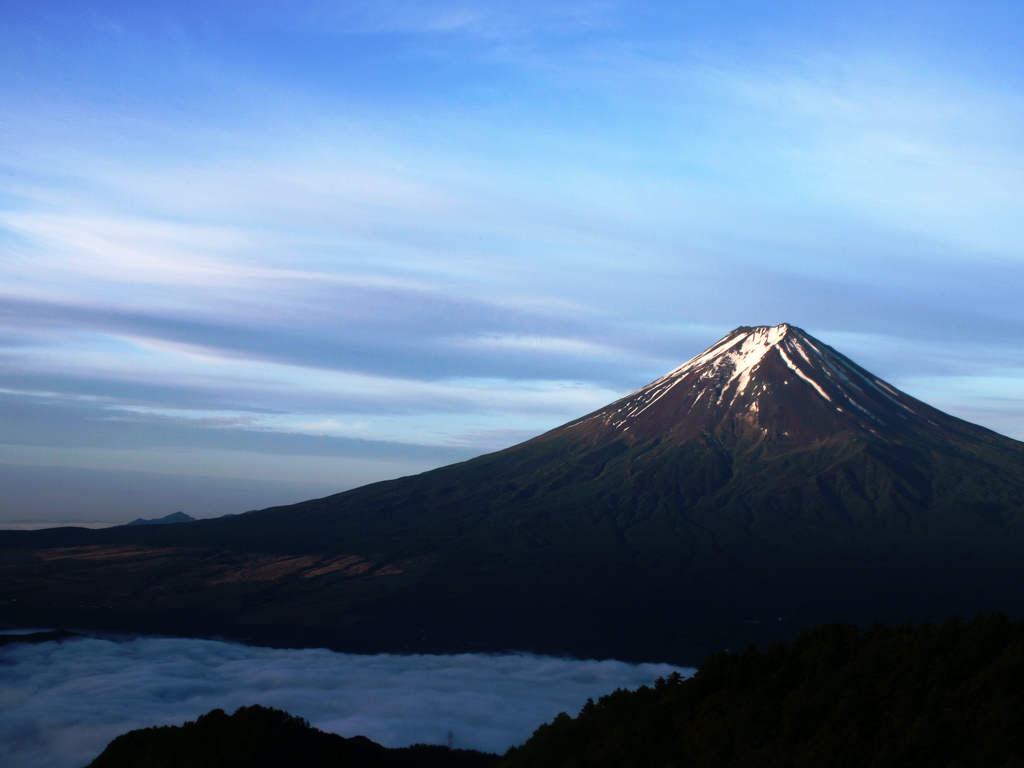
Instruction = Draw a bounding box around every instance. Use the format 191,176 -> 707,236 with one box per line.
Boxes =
777,345 -> 831,402
669,324 -> 788,384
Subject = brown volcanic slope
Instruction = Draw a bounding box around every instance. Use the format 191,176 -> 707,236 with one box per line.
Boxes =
2,324 -> 1023,663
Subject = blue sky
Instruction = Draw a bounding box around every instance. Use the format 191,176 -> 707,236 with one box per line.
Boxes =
2,1 -> 1023,523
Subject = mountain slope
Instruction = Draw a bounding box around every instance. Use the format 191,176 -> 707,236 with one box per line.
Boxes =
2,324 -> 1023,662
220,324 -> 1022,559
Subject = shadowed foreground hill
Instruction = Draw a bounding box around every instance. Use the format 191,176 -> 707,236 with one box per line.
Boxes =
502,613 -> 1024,768
87,705 -> 499,768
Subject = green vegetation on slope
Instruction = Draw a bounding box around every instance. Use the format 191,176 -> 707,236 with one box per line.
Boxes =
501,613 -> 1024,768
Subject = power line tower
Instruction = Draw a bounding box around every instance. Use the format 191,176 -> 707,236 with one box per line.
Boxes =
447,729 -> 454,750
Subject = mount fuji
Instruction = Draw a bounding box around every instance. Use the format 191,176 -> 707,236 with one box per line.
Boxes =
2,324 -> 1023,662
568,323 -> 992,445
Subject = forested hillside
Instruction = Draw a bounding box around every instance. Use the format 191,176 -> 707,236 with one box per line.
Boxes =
502,614 -> 1024,767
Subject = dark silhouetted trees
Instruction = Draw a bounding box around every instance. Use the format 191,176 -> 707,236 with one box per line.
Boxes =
500,614 -> 1024,767
87,704 -> 499,768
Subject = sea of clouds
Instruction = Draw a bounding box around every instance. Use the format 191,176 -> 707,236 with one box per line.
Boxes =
0,632 -> 688,768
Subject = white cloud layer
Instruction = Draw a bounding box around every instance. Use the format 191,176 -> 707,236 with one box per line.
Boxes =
0,634 -> 686,768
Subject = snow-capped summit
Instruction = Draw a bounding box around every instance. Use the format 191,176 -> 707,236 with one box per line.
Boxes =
565,323 -> 994,449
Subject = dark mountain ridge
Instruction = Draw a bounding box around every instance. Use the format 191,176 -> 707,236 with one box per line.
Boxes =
2,324 -> 1022,662
125,511 -> 196,526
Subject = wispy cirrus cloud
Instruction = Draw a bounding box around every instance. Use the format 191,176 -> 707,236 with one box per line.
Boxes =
274,0 -> 621,39
1,1 -> 1023,523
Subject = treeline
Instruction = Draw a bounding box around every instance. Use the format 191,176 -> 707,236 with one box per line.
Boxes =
502,613 -> 1024,767
86,705 -> 499,768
